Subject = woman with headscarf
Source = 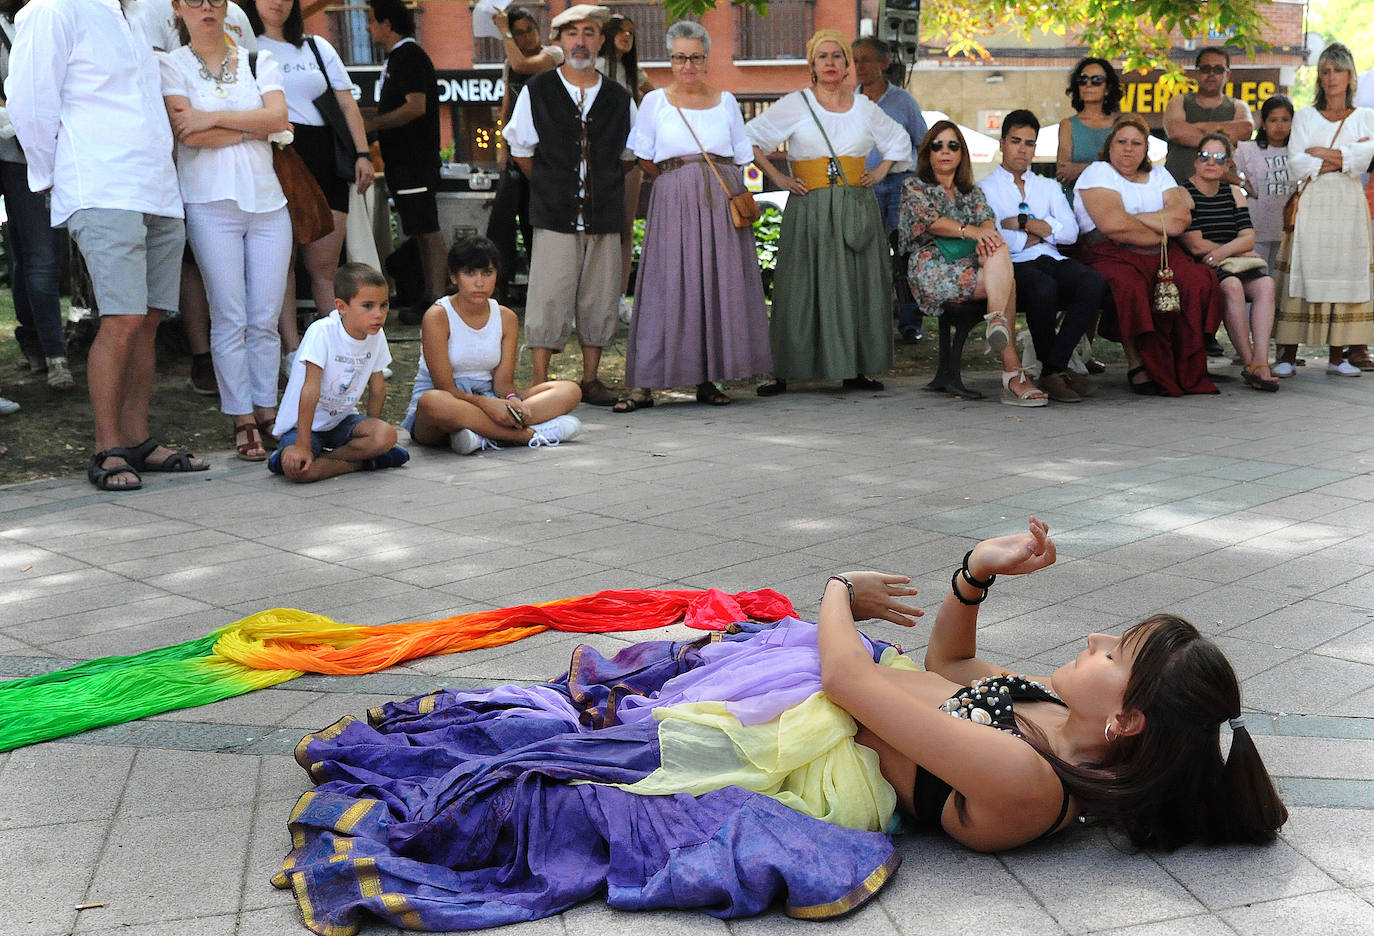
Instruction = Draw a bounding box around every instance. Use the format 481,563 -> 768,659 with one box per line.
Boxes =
1272,42 -> 1374,376
745,30 -> 911,396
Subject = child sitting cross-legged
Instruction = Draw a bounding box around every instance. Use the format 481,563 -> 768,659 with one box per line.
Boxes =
269,263 -> 409,482
403,236 -> 583,455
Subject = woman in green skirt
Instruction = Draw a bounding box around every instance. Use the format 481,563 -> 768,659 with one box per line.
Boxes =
746,30 -> 912,395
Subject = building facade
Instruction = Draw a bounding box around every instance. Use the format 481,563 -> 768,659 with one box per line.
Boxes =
306,0 -> 1308,166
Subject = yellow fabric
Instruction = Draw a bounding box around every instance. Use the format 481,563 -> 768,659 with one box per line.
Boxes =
611,646 -> 922,832
791,156 -> 866,190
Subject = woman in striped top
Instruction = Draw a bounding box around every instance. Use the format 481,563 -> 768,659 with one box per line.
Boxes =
1180,132 -> 1278,391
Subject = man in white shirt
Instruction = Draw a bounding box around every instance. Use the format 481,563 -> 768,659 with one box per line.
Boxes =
502,3 -> 635,405
978,109 -> 1105,403
7,0 -> 205,489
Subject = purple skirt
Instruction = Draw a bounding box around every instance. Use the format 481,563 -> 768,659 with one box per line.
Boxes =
627,159 -> 772,387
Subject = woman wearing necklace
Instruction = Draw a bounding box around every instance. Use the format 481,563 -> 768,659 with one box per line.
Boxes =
160,0 -> 292,460
245,0 -> 374,381
745,30 -> 910,396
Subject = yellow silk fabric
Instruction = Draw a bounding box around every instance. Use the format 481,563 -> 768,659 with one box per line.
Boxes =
611,647 -> 921,832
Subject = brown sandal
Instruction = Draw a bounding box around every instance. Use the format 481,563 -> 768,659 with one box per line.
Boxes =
255,413 -> 279,451
234,422 -> 267,461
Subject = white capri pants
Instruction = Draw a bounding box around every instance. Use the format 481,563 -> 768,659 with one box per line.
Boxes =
186,200 -> 293,416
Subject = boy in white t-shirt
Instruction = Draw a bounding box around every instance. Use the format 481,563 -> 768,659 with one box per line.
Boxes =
269,263 -> 408,482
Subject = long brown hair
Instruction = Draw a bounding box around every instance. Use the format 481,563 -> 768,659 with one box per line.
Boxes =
916,120 -> 974,193
1021,615 -> 1288,850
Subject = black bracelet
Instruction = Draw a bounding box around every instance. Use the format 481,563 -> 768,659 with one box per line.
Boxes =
355,151 -> 371,161
950,568 -> 987,605
822,574 -> 855,608
960,549 -> 996,590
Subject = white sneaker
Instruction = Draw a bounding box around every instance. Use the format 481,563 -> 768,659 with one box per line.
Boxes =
281,349 -> 297,380
0,395 -> 19,416
381,366 -> 394,380
1272,361 -> 1296,378
450,429 -> 501,455
618,296 -> 633,324
1327,360 -> 1361,377
528,414 -> 583,448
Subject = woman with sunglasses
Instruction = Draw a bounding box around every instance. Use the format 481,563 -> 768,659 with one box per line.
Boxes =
244,0 -> 374,381
1181,132 -> 1278,391
1056,57 -> 1122,196
745,30 -> 910,396
617,20 -> 770,411
899,121 -> 1047,405
160,0 -> 293,459
1073,116 -> 1224,396
1273,43 -> 1374,377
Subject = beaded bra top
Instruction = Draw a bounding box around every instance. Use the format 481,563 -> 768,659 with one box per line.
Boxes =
937,674 -> 1065,731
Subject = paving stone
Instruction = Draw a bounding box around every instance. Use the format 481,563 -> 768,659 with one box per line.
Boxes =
0,743 -> 133,829
1219,889 -> 1374,936
1280,806 -> 1374,887
1086,916 -> 1235,936
878,836 -> 1065,935
0,820 -> 106,935
78,806 -> 251,929
999,830 -> 1206,933
1150,839 -> 1339,910
117,748 -> 260,817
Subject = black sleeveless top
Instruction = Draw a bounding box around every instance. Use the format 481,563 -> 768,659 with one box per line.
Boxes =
911,674 -> 1072,840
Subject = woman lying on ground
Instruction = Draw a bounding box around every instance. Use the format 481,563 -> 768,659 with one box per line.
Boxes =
277,519 -> 1287,934
820,516 -> 1286,851
402,236 -> 583,454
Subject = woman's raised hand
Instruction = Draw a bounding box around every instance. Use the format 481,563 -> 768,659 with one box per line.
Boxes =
967,516 -> 1056,580
835,571 -> 923,626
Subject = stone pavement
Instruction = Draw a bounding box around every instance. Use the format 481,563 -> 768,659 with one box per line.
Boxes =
1,365 -> 1372,936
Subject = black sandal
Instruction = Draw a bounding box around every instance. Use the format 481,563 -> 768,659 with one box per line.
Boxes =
1126,366 -> 1160,396
88,448 -> 142,491
613,389 -> 655,413
842,375 -> 885,391
129,437 -> 209,473
695,383 -> 731,406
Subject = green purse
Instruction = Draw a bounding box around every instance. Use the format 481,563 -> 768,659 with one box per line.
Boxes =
935,236 -> 976,261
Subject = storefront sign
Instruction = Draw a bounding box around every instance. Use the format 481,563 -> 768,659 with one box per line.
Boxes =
347,68 -> 506,108
1119,68 -> 1282,128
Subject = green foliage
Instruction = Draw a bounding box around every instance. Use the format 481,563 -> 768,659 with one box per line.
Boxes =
923,0 -> 1270,78
629,207 -> 782,297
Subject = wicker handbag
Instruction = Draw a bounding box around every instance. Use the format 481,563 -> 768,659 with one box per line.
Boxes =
1152,220 -> 1180,314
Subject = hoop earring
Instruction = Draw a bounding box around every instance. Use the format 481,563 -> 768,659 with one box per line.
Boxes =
1104,720 -> 1117,743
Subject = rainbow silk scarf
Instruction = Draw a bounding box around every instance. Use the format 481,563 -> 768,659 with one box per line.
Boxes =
0,587 -> 794,753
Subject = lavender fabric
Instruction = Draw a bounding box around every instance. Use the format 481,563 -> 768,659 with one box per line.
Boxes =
616,616 -> 880,726
275,623 -> 901,934
626,159 -> 772,388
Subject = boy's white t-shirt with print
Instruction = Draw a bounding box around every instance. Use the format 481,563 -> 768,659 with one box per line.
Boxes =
275,311 -> 393,436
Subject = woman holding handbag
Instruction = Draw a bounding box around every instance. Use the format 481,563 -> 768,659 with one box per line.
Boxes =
1272,43 -> 1374,377
161,0 -> 293,459
247,0 -> 374,375
899,121 -> 1047,406
745,30 -> 909,396
1180,132 -> 1279,391
616,20 -> 770,411
1073,116 -> 1223,396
